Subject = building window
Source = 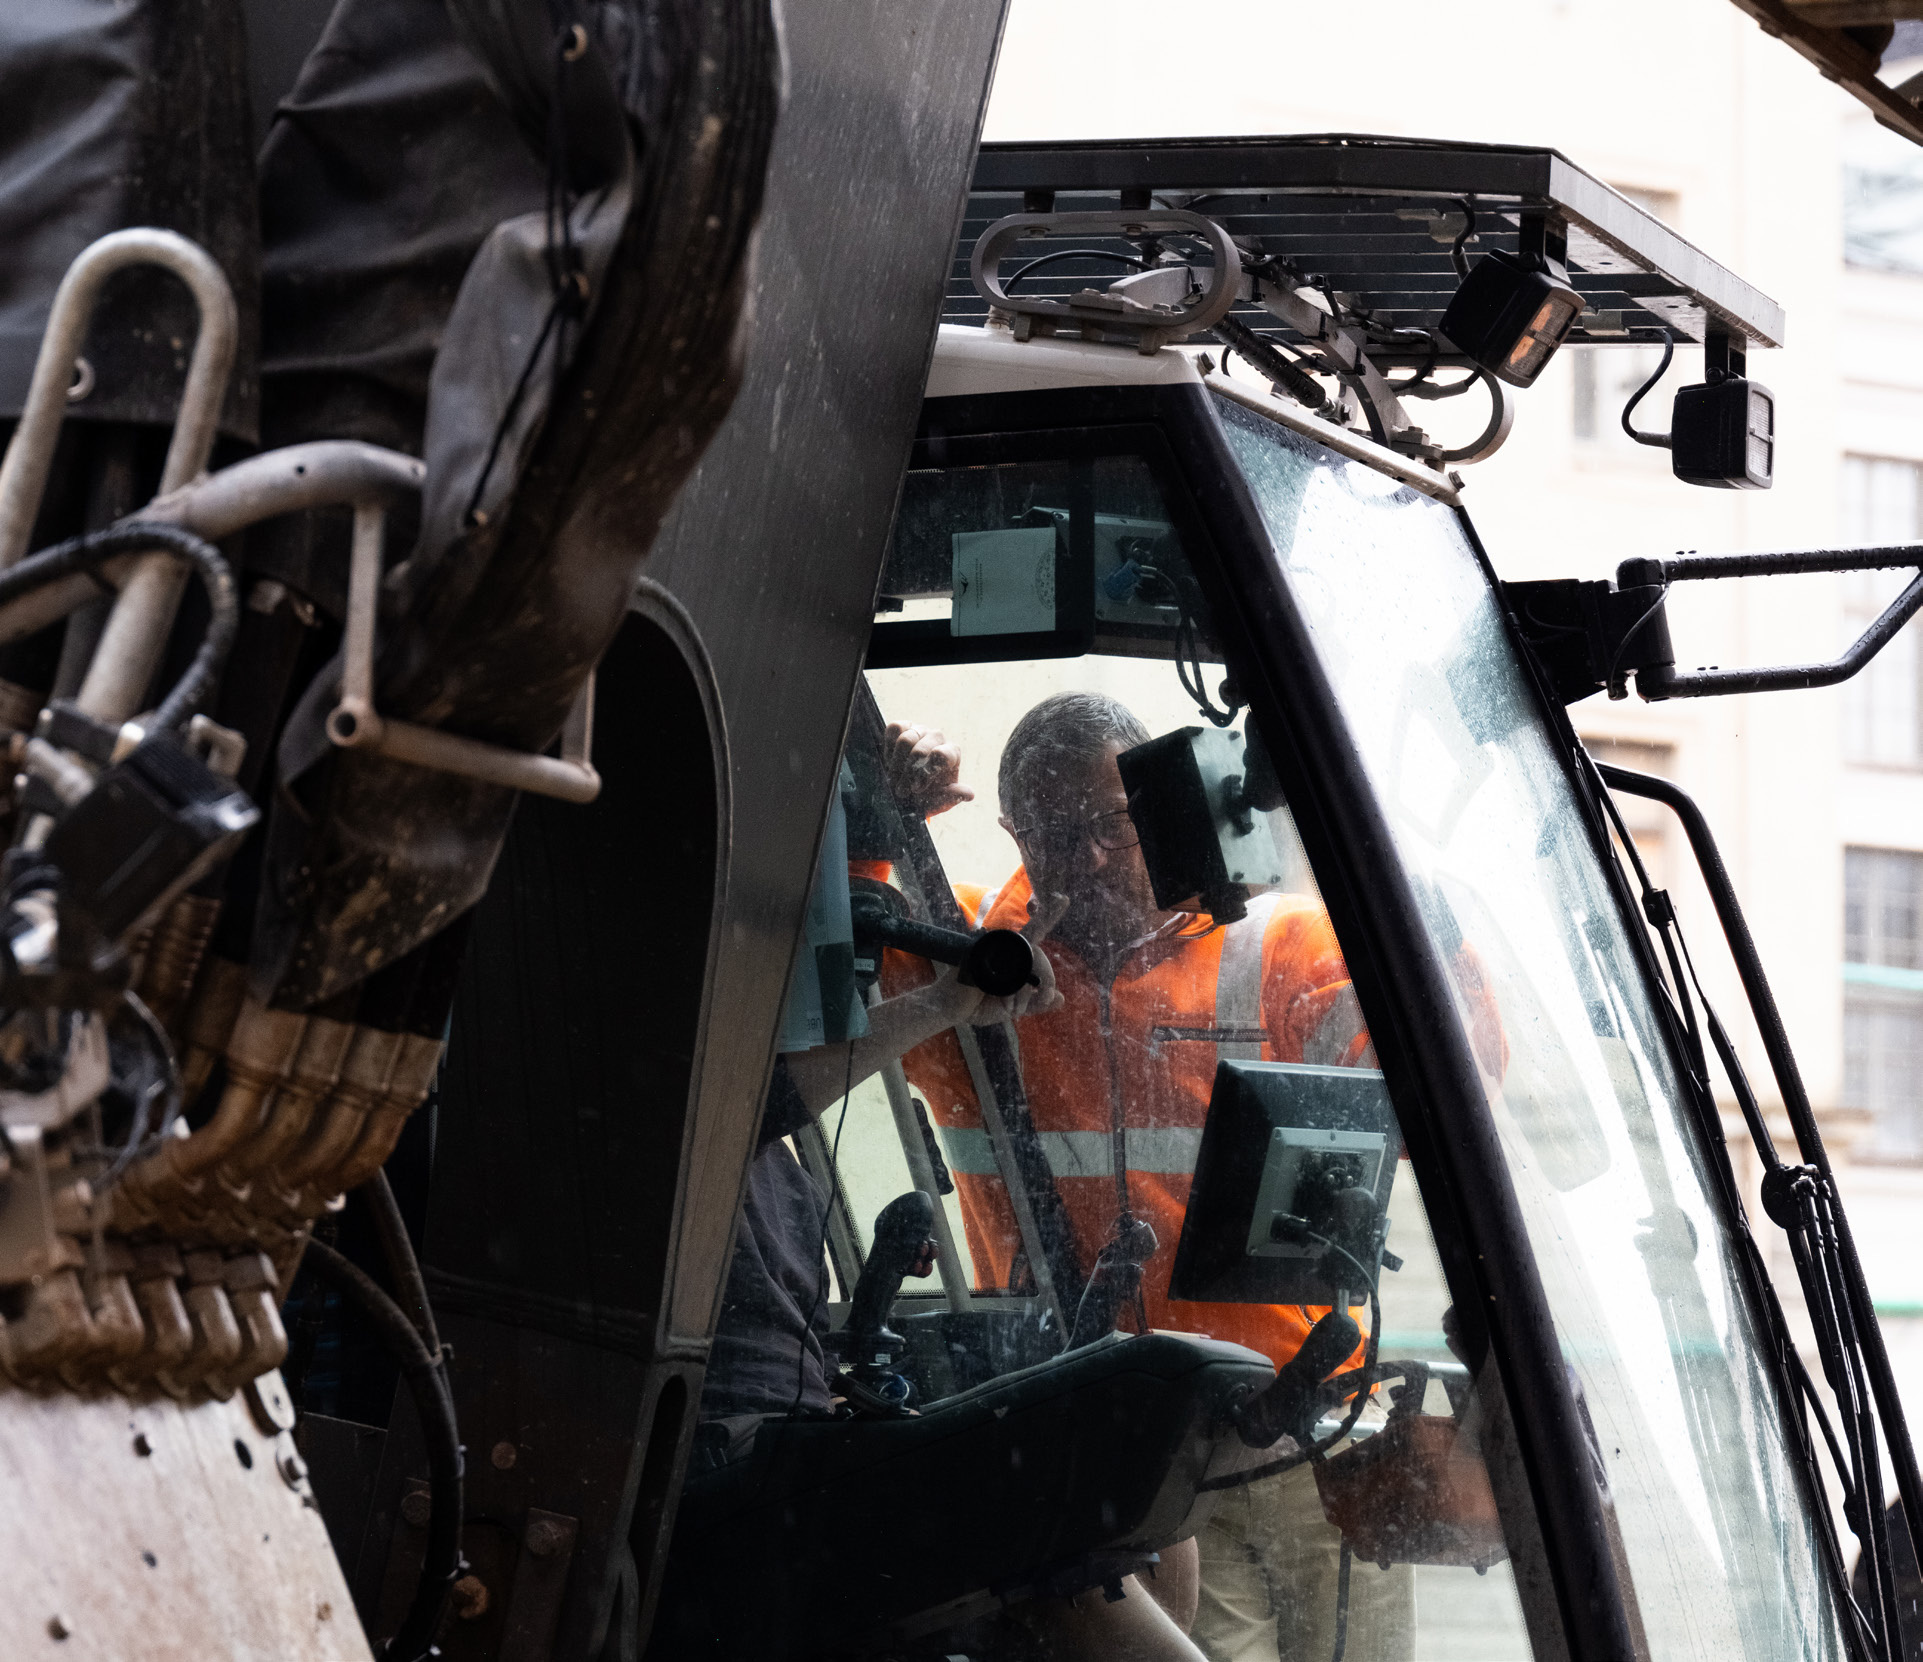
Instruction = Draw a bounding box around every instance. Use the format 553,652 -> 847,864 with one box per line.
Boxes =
1845,67 -> 1923,275
1840,456 -> 1923,767
1845,847 -> 1923,1160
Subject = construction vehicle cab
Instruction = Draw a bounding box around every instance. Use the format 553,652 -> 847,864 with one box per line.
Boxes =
643,138 -> 1912,1661
0,8 -> 1915,1660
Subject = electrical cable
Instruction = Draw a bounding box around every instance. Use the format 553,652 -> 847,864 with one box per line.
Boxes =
1599,588 -> 1672,694
789,1044 -> 857,1419
1003,247 -> 1150,293
1621,329 -> 1676,449
1381,328 -> 1441,394
1580,752 -> 1707,1082
1394,365 -> 1485,402
1583,756 -> 1903,1660
1125,562 -> 1239,728
1198,1278 -> 1384,1493
1174,599 -> 1239,728
462,297 -> 569,531
303,1236 -> 462,1662
539,8 -> 590,410
1435,368 -> 1515,466
0,522 -> 237,731
462,11 -> 593,531
1450,199 -> 1477,282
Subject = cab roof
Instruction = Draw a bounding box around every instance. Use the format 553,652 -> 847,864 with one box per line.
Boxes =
945,133 -> 1787,358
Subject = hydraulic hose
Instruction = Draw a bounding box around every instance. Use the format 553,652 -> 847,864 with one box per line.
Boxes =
0,521 -> 237,732
301,1236 -> 462,1661
1214,313 -> 1330,412
358,1171 -> 443,1364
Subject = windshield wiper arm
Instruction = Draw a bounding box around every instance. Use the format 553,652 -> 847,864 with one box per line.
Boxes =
1597,760 -> 1921,1661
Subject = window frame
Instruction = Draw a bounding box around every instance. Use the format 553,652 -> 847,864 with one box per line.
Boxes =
1844,843 -> 1923,1162
902,381 -> 1648,1655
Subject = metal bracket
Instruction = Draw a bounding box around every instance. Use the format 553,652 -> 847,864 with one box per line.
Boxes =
1503,573 -> 1675,704
970,210 -> 1241,354
1507,545 -> 1923,704
1245,273 -> 1412,447
325,504 -> 601,804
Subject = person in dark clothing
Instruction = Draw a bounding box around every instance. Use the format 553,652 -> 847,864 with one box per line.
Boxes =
699,1056 -> 839,1424
698,940 -> 1061,1434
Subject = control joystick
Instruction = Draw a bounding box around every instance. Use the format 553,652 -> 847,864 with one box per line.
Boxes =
841,1191 -> 937,1412
1232,1306 -> 1363,1449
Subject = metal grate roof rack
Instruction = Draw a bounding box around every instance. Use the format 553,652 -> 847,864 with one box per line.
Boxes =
948,134 -> 1786,358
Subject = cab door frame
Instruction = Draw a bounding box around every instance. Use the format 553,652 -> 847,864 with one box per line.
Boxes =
908,378 -> 1639,1660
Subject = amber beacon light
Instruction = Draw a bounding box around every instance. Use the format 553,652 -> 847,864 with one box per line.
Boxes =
1439,247 -> 1586,388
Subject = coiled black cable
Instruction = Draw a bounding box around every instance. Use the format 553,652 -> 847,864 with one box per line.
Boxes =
0,521 -> 237,731
1198,1226 -> 1386,1493
302,1236 -> 463,1662
1214,313 -> 1329,412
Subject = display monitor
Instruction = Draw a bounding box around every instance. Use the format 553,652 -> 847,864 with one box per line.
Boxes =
1170,1060 -> 1398,1306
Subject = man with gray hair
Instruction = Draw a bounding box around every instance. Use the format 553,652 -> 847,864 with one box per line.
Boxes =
881,689 -> 1415,1662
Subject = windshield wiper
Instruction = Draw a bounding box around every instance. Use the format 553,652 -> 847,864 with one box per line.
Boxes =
1588,756 -> 1921,1662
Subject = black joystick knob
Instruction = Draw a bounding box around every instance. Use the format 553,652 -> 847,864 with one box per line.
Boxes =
957,928 -> 1034,999
1232,1306 -> 1362,1449
848,889 -> 1036,999
847,1190 -> 937,1370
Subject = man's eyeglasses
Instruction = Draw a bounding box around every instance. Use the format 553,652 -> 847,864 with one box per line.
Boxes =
1013,809 -> 1139,853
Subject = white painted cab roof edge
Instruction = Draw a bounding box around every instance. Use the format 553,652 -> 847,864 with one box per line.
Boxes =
924,324 -> 1460,507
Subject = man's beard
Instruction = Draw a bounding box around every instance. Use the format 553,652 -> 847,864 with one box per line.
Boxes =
1060,871 -> 1155,960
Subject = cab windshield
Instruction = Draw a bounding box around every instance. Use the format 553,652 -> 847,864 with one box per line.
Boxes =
1214,392 -> 1847,1659
788,431 -> 1537,1657
754,390 -> 1847,1661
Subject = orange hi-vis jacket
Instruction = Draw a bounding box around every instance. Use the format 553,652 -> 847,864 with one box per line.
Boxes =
888,865 -> 1381,1372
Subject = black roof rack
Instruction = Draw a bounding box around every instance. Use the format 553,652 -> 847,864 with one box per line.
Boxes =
948,134 -> 1785,356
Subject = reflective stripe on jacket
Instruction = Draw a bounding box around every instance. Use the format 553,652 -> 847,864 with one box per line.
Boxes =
889,866 -> 1374,1371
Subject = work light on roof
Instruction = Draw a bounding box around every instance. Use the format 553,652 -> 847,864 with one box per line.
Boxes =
1438,249 -> 1586,389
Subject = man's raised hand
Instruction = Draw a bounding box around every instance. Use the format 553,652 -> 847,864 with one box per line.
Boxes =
882,721 -> 973,818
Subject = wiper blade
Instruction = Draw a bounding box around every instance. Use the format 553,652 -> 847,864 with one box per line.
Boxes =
1592,758 -> 1920,1662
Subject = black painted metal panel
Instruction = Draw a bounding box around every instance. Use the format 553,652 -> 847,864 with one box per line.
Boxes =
411,4 -> 1008,1656
641,0 -> 1010,1351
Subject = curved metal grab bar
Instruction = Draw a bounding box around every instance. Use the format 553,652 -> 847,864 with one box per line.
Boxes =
0,228 -> 238,568
0,442 -> 427,650
0,228 -> 240,725
324,504 -> 601,804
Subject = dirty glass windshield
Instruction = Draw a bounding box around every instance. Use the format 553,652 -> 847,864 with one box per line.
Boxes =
1215,392 -> 1848,1660
744,439 -> 1543,1657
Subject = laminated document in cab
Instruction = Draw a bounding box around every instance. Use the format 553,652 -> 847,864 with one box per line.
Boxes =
950,526 -> 1057,635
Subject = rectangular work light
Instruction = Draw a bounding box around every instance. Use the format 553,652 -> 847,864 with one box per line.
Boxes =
1671,376 -> 1774,490
1439,249 -> 1586,388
